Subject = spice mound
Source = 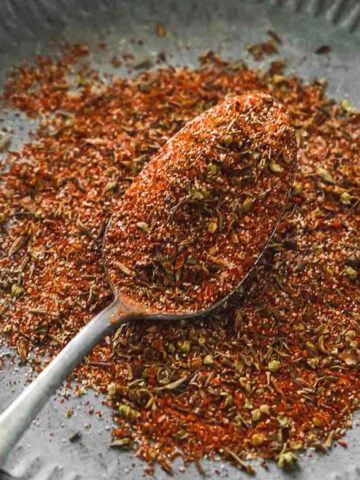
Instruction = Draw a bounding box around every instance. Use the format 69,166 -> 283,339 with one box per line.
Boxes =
104,93 -> 296,313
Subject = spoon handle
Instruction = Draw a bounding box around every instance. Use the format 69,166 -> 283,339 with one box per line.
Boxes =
0,300 -> 122,467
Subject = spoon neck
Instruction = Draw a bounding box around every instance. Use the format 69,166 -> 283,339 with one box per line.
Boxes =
113,293 -> 158,320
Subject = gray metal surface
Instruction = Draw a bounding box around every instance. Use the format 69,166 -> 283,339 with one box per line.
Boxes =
1,0 -> 360,479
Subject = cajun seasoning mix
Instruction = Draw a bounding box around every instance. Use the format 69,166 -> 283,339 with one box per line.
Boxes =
0,46 -> 360,473
105,92 -> 296,313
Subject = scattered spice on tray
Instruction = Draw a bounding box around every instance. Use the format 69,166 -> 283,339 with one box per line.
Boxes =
105,93 -> 296,313
0,46 -> 360,474
156,22 -> 169,37
247,30 -> 281,61
315,45 -> 332,55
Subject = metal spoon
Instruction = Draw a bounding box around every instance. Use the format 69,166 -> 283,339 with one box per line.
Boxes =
0,94 -> 295,467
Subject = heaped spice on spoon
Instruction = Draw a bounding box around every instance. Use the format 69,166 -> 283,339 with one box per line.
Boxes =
105,93 -> 296,313
0,46 -> 360,474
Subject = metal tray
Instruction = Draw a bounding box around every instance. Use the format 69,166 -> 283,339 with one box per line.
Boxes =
1,0 -> 360,479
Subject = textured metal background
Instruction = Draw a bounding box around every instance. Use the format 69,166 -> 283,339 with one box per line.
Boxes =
1,0 -> 360,479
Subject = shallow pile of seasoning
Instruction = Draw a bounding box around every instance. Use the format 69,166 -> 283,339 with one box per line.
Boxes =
105,92 -> 296,313
0,46 -> 360,474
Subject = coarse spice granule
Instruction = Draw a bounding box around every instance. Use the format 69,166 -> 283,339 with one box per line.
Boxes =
0,47 -> 360,474
105,92 -> 296,314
